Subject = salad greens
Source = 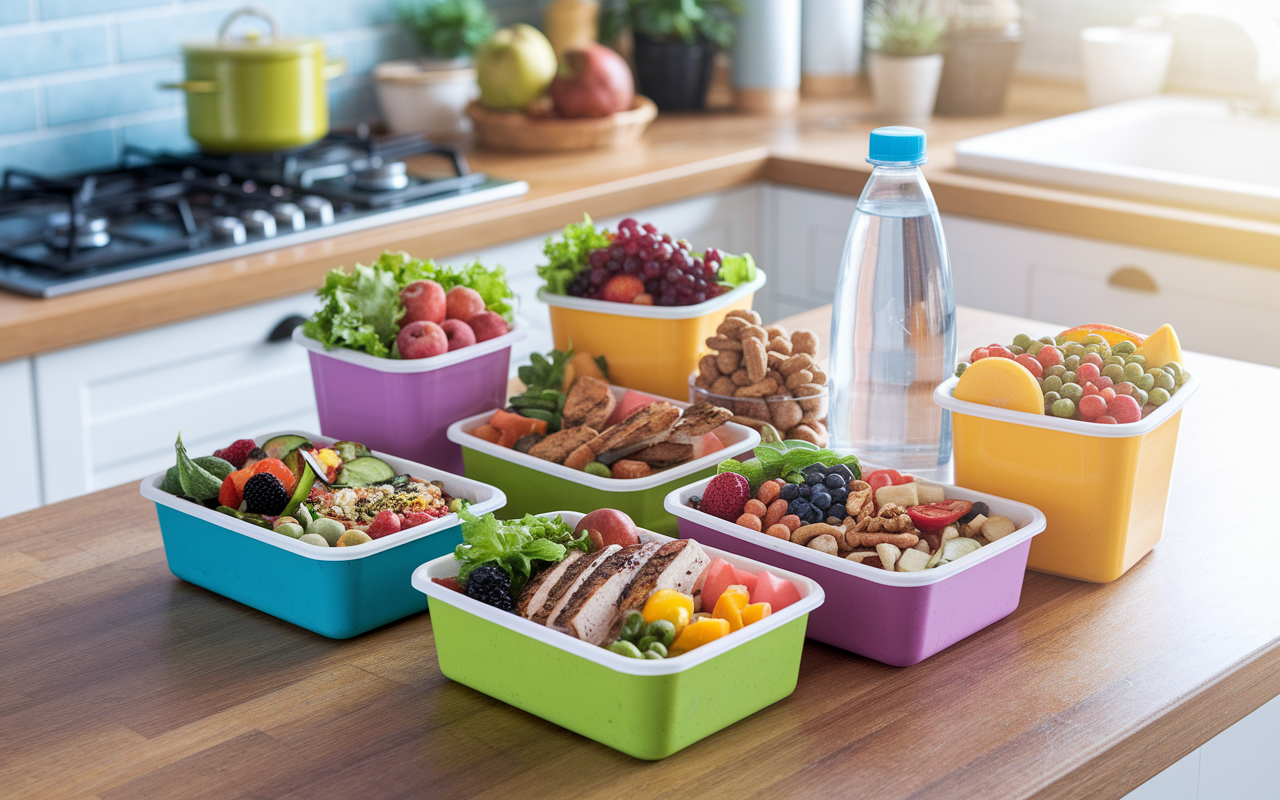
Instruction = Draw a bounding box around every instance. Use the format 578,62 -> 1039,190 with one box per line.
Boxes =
537,215 -> 613,296
454,510 -> 592,595
303,251 -> 516,358
717,440 -> 861,489
716,253 -> 757,287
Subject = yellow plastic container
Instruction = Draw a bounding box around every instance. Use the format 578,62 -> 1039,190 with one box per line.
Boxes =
538,271 -> 766,399
934,373 -> 1200,583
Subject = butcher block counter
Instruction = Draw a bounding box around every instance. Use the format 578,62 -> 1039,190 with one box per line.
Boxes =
3,304 -> 1278,800
3,78 -> 1280,363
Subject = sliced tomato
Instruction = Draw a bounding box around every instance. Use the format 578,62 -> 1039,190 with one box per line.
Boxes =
865,469 -> 901,492
906,500 -> 974,532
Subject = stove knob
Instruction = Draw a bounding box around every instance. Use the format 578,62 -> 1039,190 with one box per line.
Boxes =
210,216 -> 247,245
241,209 -> 278,238
270,202 -> 306,232
297,195 -> 335,226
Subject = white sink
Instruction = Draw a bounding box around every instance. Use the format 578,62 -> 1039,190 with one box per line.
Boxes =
954,95 -> 1280,217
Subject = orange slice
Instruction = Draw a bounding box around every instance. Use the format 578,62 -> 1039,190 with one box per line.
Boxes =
954,357 -> 1044,415
1133,323 -> 1182,367
1058,324 -> 1145,347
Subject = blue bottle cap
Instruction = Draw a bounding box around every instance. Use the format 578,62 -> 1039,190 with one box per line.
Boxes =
867,126 -> 927,165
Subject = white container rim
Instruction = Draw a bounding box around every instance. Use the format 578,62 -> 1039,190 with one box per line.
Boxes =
292,317 -> 527,374
412,509 -> 824,676
139,429 -> 506,562
934,369 -> 1200,439
663,466 -> 1047,589
536,270 -> 767,320
445,384 -> 761,492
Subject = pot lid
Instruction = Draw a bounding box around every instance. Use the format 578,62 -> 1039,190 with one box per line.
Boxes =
183,5 -> 323,59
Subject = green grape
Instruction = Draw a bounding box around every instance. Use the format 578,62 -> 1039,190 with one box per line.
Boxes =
955,362 -> 969,378
1162,361 -> 1183,380
1122,362 -> 1145,382
1149,387 -> 1171,405
1064,354 -> 1081,370
1061,382 -> 1083,402
1104,355 -> 1125,367
1010,345 -> 1025,355
1047,364 -> 1066,378
1013,333 -> 1033,349
1066,343 -> 1085,357
1043,390 -> 1061,406
1102,364 -> 1125,382
1063,371 -> 1078,385
1042,375 -> 1063,393
1082,333 -> 1106,345
1136,372 -> 1155,391
1027,341 -> 1044,356
1133,387 -> 1149,406
1082,344 -> 1100,356
1124,354 -> 1146,366
1040,335 -> 1057,345
1111,341 -> 1136,355
1054,336 -> 1067,346
1153,371 -> 1175,391
1051,398 -> 1076,418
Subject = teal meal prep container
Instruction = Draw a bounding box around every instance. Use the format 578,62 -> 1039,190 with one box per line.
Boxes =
445,386 -> 760,536
140,430 -> 506,638
412,510 -> 824,759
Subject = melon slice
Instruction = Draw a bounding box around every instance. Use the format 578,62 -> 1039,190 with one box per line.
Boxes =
1057,324 -> 1145,347
1134,323 -> 1183,368
752,570 -> 800,612
953,357 -> 1044,415
699,558 -> 738,614
692,431 -> 726,460
605,389 -> 660,428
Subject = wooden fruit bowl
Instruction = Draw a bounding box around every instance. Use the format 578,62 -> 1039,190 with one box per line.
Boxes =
465,96 -> 658,152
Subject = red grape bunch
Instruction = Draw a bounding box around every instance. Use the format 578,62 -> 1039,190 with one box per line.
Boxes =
567,218 -> 729,306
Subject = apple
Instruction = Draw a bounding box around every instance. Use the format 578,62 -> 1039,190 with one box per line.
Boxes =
466,311 -> 509,342
476,24 -> 558,111
445,285 -> 486,321
401,279 -> 446,325
396,320 -> 448,359
574,509 -> 640,551
439,318 -> 476,351
550,44 -> 634,118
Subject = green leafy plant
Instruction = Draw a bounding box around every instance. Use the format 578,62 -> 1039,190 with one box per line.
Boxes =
717,441 -> 861,490
600,0 -> 744,50
866,0 -> 947,57
537,215 -> 614,296
396,0 -> 496,60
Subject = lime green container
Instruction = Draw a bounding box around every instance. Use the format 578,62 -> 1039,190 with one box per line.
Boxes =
445,387 -> 759,536
412,511 -> 823,760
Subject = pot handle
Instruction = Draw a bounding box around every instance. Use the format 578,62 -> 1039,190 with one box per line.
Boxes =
218,4 -> 283,42
322,58 -> 347,81
159,81 -> 219,93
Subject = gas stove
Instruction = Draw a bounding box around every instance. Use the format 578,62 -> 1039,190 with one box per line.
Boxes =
0,132 -> 528,297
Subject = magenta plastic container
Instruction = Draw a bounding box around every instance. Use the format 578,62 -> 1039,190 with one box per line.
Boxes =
664,473 -> 1046,666
294,325 -> 526,475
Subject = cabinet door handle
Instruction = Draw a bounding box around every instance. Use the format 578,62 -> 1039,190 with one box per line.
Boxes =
1107,266 -> 1158,293
267,315 -> 307,343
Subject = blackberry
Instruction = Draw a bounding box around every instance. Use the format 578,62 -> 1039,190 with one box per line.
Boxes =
779,483 -> 800,501
242,473 -> 289,515
824,473 -> 845,490
465,565 -> 514,612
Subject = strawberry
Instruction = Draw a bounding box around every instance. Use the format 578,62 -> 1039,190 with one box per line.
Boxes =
213,439 -> 257,469
700,472 -> 752,521
367,509 -> 402,539
601,274 -> 644,304
402,511 -> 437,529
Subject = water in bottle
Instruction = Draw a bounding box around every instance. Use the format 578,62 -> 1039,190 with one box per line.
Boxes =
828,127 -> 957,479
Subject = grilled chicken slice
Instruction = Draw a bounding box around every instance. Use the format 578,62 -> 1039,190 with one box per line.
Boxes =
629,442 -> 695,469
532,544 -> 621,625
617,540 -> 711,613
666,403 -> 734,444
561,376 -> 616,430
587,402 -> 682,464
557,542 -> 663,644
516,550 -> 585,618
527,425 -> 598,464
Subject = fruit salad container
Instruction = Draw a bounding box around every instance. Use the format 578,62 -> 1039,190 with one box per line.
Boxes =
294,323 -> 527,475
934,371 -> 1200,584
538,270 -> 766,399
412,510 -> 823,760
140,431 -> 506,639
446,386 -> 760,535
665,474 -> 1046,666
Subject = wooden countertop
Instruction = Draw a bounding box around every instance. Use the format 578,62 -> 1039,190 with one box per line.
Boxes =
3,305 -> 1277,800
4,79 -> 1280,363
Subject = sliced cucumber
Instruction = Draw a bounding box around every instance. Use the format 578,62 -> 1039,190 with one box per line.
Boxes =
337,456 -> 395,486
261,434 -> 312,460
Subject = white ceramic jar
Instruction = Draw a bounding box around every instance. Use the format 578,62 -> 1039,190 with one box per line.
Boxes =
732,0 -> 801,113
374,59 -> 478,139
867,52 -> 944,124
801,0 -> 863,96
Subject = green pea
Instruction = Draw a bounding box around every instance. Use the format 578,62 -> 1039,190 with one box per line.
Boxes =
1013,333 -> 1033,349
955,362 -> 969,378
1041,375 -> 1063,393
1047,364 -> 1066,378
1122,363 -> 1145,382
1051,398 -> 1076,418
584,462 -> 612,478
643,650 -> 665,659
1061,382 -> 1083,402
644,619 -> 677,648
1162,361 -> 1183,380
619,610 -> 645,642
609,640 -> 643,658
1153,371 -> 1175,391
1136,372 -> 1155,391
1149,387 -> 1171,405
646,642 -> 669,658
636,635 -> 658,653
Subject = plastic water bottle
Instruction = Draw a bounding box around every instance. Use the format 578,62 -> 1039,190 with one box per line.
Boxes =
828,127 -> 956,479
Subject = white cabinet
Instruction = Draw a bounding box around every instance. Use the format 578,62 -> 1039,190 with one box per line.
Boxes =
762,186 -> 857,325
0,359 -> 42,518
33,293 -> 321,504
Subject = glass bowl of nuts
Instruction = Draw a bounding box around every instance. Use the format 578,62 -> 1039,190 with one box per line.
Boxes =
687,378 -> 829,446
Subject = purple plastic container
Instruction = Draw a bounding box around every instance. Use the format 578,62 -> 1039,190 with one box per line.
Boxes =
664,474 -> 1046,666
294,325 -> 526,475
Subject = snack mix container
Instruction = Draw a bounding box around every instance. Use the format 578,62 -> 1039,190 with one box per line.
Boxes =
141,431 -> 506,639
445,385 -> 760,535
689,376 -> 830,447
294,324 -> 526,475
934,371 -> 1200,583
412,510 -> 824,760
665,473 -> 1047,666
538,271 -> 766,399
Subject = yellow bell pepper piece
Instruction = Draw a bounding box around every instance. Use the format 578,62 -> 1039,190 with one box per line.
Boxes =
642,589 -> 695,635
669,617 -> 731,656
712,592 -> 745,632
315,448 -> 342,470
742,602 -> 772,626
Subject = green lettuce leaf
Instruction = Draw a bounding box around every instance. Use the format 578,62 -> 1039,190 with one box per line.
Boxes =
717,252 -> 757,288
537,215 -> 613,296
453,511 -> 590,598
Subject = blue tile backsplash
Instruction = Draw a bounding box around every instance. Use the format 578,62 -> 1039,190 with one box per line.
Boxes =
0,0 -> 540,176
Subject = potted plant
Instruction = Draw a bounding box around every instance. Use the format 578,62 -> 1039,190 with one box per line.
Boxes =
934,0 -> 1021,115
600,0 -> 743,111
375,0 -> 496,138
865,0 -> 947,124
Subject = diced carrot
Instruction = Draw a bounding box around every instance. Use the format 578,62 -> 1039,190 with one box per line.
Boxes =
470,424 -> 502,444
489,408 -> 547,448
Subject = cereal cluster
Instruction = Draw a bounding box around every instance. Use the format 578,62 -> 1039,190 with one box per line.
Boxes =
693,310 -> 830,446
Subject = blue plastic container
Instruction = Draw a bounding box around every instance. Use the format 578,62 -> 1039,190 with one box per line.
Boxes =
140,430 -> 506,638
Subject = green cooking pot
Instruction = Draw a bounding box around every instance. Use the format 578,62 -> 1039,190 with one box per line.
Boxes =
162,5 -> 346,152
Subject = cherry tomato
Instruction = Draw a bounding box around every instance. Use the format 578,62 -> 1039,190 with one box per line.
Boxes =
906,499 -> 974,532
970,347 -> 990,362
864,469 -> 900,492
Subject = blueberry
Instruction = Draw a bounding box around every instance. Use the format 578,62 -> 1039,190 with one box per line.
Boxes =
827,465 -> 854,482
828,503 -> 847,519
805,508 -> 824,524
805,471 -> 825,486
789,499 -> 810,517
801,463 -> 828,478
824,473 -> 845,490
811,492 -> 831,510
830,487 -> 848,504
779,483 -> 800,501
800,485 -> 811,498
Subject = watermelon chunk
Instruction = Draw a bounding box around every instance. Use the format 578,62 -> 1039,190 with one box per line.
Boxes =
699,558 -> 736,613
751,570 -> 801,612
605,390 -> 660,428
692,431 -> 726,460
731,564 -> 758,595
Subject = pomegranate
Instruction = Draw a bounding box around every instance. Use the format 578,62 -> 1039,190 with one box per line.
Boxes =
549,44 -> 635,118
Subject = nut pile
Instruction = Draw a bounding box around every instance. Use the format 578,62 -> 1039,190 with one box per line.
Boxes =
693,310 -> 830,446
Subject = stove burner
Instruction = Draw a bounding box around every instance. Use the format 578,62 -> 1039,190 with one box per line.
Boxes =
211,216 -> 247,244
45,213 -> 110,250
297,195 -> 334,225
353,161 -> 409,192
240,209 -> 277,238
270,202 -> 306,232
